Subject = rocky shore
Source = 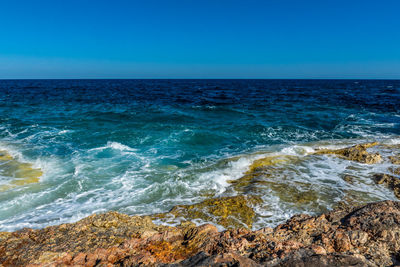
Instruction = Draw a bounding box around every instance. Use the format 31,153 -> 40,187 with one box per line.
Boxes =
1,142 -> 400,266
1,200 -> 400,266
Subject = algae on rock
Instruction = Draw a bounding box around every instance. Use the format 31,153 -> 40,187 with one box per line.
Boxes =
373,173 -> 400,198
314,142 -> 382,164
389,155 -> 400,165
152,195 -> 262,229
228,155 -> 298,193
0,150 -> 43,191
246,155 -> 297,173
228,154 -> 320,209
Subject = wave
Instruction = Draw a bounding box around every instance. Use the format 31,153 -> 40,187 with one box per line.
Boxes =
88,141 -> 137,152
0,121 -> 399,232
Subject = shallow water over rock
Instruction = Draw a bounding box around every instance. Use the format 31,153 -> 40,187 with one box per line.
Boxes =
0,79 -> 399,231
0,150 -> 42,191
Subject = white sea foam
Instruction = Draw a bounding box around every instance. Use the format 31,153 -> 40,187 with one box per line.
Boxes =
1,133 -> 400,232
58,130 -> 73,135
197,156 -> 254,191
88,141 -> 137,152
280,145 -> 316,155
383,137 -> 400,145
107,141 -> 136,151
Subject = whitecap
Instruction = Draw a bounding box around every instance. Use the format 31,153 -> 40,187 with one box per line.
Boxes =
88,141 -> 137,152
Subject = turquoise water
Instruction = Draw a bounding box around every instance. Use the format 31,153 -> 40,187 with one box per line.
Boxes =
0,79 -> 399,231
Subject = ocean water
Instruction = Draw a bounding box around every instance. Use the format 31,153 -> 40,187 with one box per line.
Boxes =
0,79 -> 399,231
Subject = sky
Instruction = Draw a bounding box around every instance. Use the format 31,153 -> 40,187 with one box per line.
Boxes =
0,0 -> 399,79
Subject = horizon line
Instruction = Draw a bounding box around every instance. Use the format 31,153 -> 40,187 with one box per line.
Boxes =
1,78 -> 400,80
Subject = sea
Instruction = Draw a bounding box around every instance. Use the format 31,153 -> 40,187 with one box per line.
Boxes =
0,79 -> 399,231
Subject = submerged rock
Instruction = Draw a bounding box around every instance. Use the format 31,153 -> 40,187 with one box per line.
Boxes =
389,155 -> 400,165
389,166 -> 400,175
0,150 -> 42,191
2,201 -> 400,266
227,155 -> 297,192
373,173 -> 400,198
152,195 -> 262,229
2,142 -> 400,266
246,155 -> 297,174
228,155 -> 320,209
314,142 -> 382,164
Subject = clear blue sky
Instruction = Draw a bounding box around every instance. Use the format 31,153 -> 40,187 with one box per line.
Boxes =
1,0 -> 399,79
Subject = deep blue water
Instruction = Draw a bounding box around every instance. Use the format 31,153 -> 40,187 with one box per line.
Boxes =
0,79 -> 399,231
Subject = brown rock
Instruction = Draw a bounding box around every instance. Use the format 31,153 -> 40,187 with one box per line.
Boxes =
173,251 -> 262,267
333,231 -> 352,252
311,245 -> 327,255
72,252 -> 87,265
373,173 -> 400,198
314,142 -> 382,164
152,195 -> 262,229
389,155 -> 400,165
389,166 -> 400,175
2,201 -> 400,266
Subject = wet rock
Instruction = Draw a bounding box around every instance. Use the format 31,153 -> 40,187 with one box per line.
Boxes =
389,166 -> 400,175
380,143 -> 400,150
342,174 -> 356,184
2,201 -> 400,266
227,155 -> 319,209
0,150 -> 43,191
152,195 -> 262,229
389,155 -> 400,165
373,173 -> 400,198
227,172 -> 270,193
227,155 -> 297,193
314,142 -> 382,164
246,155 -> 297,173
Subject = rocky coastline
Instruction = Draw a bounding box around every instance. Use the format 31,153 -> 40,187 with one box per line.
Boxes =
1,142 -> 400,266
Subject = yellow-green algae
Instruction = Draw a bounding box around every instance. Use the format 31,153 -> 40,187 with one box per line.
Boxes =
228,155 -> 298,193
152,195 -> 262,229
314,142 -> 382,164
226,154 -> 332,211
389,155 -> 400,165
246,155 -> 297,174
0,150 -> 42,191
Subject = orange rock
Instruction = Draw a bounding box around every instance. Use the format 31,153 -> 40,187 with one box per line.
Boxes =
72,252 -> 87,265
311,245 -> 327,255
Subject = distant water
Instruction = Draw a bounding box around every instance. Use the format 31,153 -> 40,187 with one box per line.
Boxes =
0,79 -> 399,231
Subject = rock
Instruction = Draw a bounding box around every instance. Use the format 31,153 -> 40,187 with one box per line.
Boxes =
272,250 -> 375,267
389,155 -> 400,165
311,244 -> 327,255
152,195 -> 262,229
342,174 -> 356,184
0,150 -> 43,191
246,155 -> 297,173
389,166 -> 400,175
373,173 -> 400,198
32,251 -> 68,265
226,155 -> 301,193
227,156 -> 319,208
2,201 -> 400,266
0,211 -> 168,266
172,251 -> 262,267
314,142 -> 382,164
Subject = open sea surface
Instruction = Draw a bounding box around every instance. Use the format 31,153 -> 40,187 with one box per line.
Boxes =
1,79 -> 400,231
